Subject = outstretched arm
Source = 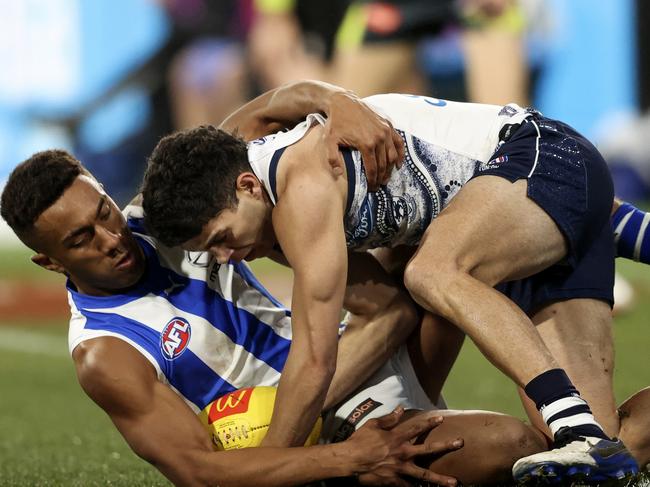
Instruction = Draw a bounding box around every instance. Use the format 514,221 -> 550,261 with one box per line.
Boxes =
73,337 -> 457,486
219,79 -> 404,188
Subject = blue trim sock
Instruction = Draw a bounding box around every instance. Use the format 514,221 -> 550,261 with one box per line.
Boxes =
612,202 -> 650,263
525,369 -> 608,441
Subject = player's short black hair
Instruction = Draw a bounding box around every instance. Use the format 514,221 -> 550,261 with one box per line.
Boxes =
1,150 -> 84,243
142,125 -> 250,247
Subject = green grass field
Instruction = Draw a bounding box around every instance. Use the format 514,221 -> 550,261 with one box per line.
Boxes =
1,248 -> 649,486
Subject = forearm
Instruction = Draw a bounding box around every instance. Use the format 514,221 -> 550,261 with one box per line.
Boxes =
264,270 -> 344,446
261,79 -> 348,124
115,378 -> 352,487
265,344 -> 335,447
161,443 -> 355,487
220,80 -> 348,140
77,338 -> 360,487
325,252 -> 419,409
325,292 -> 418,410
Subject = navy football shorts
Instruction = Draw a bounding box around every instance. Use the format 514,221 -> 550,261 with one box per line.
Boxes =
471,113 -> 615,313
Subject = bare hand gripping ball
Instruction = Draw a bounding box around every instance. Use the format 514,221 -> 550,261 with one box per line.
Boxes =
199,386 -> 322,450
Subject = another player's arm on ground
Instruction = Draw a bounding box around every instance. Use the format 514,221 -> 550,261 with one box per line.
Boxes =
72,337 -> 362,487
325,252 -> 420,409
263,147 -> 349,448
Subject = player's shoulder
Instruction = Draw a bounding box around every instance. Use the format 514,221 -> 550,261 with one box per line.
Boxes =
283,124 -> 329,174
73,337 -> 155,385
73,337 -> 157,408
277,136 -> 348,211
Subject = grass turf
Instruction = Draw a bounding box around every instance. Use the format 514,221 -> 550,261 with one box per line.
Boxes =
0,259 -> 648,485
0,329 -> 169,486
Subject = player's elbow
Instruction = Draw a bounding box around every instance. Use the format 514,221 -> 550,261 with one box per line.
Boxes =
146,449 -> 221,487
344,267 -> 417,324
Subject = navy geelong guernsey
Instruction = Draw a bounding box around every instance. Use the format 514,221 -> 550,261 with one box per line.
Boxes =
247,94 -> 531,250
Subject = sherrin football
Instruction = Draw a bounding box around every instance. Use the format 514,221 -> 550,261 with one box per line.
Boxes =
199,386 -> 322,450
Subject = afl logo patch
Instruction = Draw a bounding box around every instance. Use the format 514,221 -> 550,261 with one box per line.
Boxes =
161,317 -> 191,360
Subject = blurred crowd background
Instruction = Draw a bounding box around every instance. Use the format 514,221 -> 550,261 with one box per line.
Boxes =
0,0 -> 647,244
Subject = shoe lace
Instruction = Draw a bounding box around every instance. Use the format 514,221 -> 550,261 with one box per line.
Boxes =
553,426 -> 586,449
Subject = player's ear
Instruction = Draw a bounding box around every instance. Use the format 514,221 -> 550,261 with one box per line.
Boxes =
31,253 -> 66,274
236,172 -> 263,197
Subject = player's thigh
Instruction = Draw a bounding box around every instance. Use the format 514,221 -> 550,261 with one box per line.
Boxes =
411,409 -> 546,485
618,387 -> 650,468
520,299 -> 618,437
409,176 -> 567,288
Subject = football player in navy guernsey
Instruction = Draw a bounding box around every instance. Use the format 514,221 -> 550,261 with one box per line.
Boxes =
1,80 -> 562,487
142,85 -> 650,483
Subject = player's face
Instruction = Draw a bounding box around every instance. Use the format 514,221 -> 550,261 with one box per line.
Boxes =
182,189 -> 275,264
31,175 -> 146,295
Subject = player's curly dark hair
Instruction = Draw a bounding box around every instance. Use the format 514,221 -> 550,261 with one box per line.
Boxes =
1,150 -> 84,246
142,125 -> 250,247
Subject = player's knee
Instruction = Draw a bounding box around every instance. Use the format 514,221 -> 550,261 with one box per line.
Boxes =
403,255 -> 461,313
618,388 -> 650,469
478,417 -> 546,480
499,418 -> 547,458
619,421 -> 650,469
434,414 -> 546,484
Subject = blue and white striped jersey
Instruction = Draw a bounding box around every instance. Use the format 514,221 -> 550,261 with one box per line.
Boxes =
248,94 -> 531,250
67,205 -> 292,413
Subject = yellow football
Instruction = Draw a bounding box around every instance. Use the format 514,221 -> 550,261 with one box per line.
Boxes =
199,386 -> 322,450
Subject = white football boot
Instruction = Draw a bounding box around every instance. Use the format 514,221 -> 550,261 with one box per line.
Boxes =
512,427 -> 639,484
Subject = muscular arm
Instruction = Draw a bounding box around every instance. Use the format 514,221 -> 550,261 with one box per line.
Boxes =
219,80 -> 404,188
325,252 -> 419,409
73,338 -> 348,486
73,337 -> 453,486
263,247 -> 419,410
219,80 -> 346,139
263,144 -> 349,447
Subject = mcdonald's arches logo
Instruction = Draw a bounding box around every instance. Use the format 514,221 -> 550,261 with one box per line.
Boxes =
207,388 -> 254,424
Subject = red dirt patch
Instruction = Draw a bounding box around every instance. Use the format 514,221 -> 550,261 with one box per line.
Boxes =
0,272 -> 293,324
0,280 -> 68,322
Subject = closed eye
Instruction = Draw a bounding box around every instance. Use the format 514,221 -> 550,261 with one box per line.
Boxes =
208,234 -> 225,248
69,231 -> 92,248
100,204 -> 111,220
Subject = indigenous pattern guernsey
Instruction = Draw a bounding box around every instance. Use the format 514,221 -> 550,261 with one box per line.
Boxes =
67,206 -> 292,413
248,94 -> 531,250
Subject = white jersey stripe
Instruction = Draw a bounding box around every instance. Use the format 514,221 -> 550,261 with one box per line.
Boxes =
84,295 -> 282,389
526,119 -> 542,178
634,212 -> 650,261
